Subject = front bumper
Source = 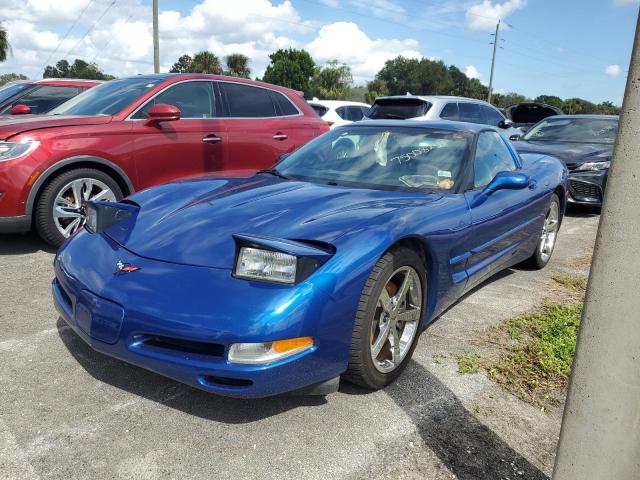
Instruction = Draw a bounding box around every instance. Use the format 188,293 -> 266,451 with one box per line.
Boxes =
53,231 -> 351,398
567,170 -> 607,206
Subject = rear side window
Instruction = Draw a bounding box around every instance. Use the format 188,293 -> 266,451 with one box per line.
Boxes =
458,102 -> 482,124
481,105 -> 505,127
3,85 -> 79,114
336,106 -> 349,120
440,102 -> 459,121
310,104 -> 328,116
367,99 -> 431,120
474,131 -> 517,188
132,81 -> 215,119
348,106 -> 365,121
270,91 -> 299,116
222,82 -> 276,117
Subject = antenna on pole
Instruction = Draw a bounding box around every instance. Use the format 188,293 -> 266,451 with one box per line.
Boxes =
152,0 -> 160,73
487,19 -> 501,104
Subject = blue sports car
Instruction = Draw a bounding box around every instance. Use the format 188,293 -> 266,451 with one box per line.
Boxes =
53,121 -> 567,398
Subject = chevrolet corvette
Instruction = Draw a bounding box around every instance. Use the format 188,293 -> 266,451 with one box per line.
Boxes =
53,121 -> 567,398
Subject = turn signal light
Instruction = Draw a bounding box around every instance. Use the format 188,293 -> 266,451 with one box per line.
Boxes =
273,337 -> 313,353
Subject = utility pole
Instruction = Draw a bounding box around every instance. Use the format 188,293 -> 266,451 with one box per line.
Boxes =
152,0 -> 159,73
487,20 -> 500,104
552,9 -> 640,480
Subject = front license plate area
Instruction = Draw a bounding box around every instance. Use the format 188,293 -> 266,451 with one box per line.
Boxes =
75,290 -> 125,345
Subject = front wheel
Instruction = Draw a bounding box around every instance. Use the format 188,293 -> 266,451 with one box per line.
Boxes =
35,168 -> 123,247
523,193 -> 560,269
343,247 -> 426,390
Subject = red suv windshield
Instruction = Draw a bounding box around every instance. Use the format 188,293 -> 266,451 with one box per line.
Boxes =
50,77 -> 163,116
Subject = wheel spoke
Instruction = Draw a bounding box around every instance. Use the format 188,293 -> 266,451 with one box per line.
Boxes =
62,218 -> 81,236
371,320 -> 392,357
393,271 -> 413,310
54,206 -> 81,219
390,327 -> 401,364
90,188 -> 112,202
70,181 -> 84,208
379,288 -> 392,314
396,309 -> 421,323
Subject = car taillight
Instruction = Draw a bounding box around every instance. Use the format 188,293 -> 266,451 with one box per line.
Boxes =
319,123 -> 331,133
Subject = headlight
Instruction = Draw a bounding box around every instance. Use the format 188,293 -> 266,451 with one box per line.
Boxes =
575,161 -> 610,171
234,247 -> 297,284
0,140 -> 39,162
84,201 -> 138,234
228,337 -> 314,364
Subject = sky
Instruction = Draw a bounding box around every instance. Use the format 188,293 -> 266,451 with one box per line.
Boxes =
0,0 -> 637,104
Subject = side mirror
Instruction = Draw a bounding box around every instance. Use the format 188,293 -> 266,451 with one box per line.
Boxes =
498,119 -> 515,129
485,171 -> 530,194
11,104 -> 31,115
145,103 -> 181,125
509,134 -> 522,141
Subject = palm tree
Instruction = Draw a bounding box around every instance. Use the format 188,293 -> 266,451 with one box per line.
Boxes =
192,51 -> 222,74
0,24 -> 9,63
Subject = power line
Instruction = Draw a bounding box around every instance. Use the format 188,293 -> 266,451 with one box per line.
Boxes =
90,13 -> 133,64
63,0 -> 117,61
41,0 -> 96,69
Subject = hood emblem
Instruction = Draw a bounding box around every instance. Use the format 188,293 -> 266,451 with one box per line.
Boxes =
115,260 -> 141,275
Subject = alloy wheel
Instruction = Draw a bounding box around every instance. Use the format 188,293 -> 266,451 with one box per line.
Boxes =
539,200 -> 559,262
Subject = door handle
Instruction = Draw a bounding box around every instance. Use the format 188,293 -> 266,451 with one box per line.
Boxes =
203,135 -> 222,144
273,133 -> 288,141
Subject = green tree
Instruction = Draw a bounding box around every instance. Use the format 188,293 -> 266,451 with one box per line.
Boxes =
346,85 -> 367,103
191,51 -> 223,74
534,95 -> 563,109
375,56 -> 454,96
0,24 -> 9,62
225,53 -> 251,78
492,92 -> 527,109
43,58 -> 114,80
262,48 -> 316,96
311,60 -> 352,100
595,101 -> 620,115
562,97 -> 596,114
365,79 -> 388,104
169,54 -> 194,73
0,73 -> 27,86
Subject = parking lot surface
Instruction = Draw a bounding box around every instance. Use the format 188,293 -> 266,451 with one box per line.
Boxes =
0,209 -> 599,480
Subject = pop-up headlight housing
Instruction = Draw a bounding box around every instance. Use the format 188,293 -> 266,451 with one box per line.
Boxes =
85,201 -> 139,235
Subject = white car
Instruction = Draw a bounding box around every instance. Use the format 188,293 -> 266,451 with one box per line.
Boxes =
308,99 -> 371,129
365,95 -> 521,137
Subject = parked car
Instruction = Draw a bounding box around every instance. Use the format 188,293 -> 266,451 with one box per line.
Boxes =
511,115 -> 618,206
308,98 -> 370,128
0,78 -> 100,115
0,74 -> 329,246
365,95 -> 520,136
53,120 -> 567,398
505,102 -> 563,132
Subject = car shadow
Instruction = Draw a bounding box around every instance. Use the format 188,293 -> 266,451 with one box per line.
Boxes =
564,204 -> 600,218
56,317 -> 328,423
373,360 -> 549,480
0,232 -> 57,255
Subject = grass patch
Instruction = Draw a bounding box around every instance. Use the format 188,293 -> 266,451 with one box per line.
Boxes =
552,273 -> 588,292
487,303 -> 583,409
454,351 -> 481,374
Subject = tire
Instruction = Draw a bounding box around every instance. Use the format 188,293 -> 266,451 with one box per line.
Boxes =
522,193 -> 560,269
35,168 -> 123,247
343,247 -> 426,390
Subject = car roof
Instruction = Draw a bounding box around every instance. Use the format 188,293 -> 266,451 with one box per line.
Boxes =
346,119 -> 490,133
34,78 -> 103,87
308,99 -> 370,108
374,94 -> 492,104
544,114 -> 619,120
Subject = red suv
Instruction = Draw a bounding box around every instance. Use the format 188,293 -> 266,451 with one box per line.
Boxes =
0,74 -> 328,246
0,78 -> 101,115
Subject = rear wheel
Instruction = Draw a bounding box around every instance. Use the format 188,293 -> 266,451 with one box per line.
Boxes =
343,247 -> 425,390
523,193 -> 560,269
35,168 -> 122,247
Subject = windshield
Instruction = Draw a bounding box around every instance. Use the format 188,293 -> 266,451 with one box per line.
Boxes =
523,117 -> 618,144
275,126 -> 471,192
0,83 -> 32,104
49,77 -> 163,116
367,99 -> 431,120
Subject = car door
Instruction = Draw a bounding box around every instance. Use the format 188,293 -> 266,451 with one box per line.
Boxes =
130,80 -> 227,189
219,81 -> 303,171
458,102 -> 483,125
463,131 -> 536,289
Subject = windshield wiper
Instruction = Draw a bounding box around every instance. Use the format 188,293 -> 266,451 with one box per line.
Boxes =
257,169 -> 290,180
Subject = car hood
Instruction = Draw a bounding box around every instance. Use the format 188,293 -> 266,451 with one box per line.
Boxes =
512,140 -> 613,167
111,175 -> 438,269
0,115 -> 112,140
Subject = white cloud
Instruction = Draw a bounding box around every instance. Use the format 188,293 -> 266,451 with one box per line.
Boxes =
606,64 -> 622,77
465,65 -> 481,79
348,0 -> 405,21
306,21 -> 422,83
466,0 -> 527,31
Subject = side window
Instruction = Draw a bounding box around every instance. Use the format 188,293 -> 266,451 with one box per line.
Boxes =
336,106 -> 349,120
348,106 -> 365,121
474,131 -> 517,189
7,86 -> 79,114
132,81 -> 215,119
360,106 -> 370,117
440,102 -> 459,121
481,105 -> 505,127
221,82 -> 276,117
270,90 -> 299,116
458,102 -> 482,124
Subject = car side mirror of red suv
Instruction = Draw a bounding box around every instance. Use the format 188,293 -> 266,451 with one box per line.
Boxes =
145,104 -> 181,125
11,104 -> 31,115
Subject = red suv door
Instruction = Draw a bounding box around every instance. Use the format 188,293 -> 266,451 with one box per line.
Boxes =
219,81 -> 314,171
130,80 -> 227,189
